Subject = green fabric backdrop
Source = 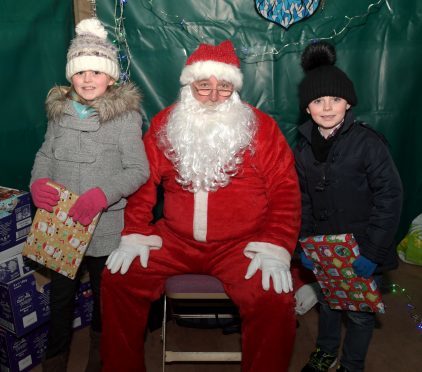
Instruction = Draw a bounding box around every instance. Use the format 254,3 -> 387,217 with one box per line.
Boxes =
0,0 -> 420,238
0,1 -> 73,187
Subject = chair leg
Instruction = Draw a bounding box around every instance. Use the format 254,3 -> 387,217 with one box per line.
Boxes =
161,295 -> 167,372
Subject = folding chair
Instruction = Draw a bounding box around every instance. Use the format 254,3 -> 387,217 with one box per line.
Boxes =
161,274 -> 242,371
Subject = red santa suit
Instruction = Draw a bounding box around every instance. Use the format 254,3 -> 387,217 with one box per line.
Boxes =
101,41 -> 302,372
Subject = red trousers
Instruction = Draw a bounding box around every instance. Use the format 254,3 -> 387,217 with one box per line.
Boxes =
101,225 -> 296,372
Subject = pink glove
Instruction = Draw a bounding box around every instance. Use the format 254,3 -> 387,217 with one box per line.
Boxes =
30,178 -> 60,212
68,187 -> 107,226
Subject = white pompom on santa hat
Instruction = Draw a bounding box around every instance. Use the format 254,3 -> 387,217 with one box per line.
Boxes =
180,40 -> 243,90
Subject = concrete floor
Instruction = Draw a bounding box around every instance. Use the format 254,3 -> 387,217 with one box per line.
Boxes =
32,261 -> 422,371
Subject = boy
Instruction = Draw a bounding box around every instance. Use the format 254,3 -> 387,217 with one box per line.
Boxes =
294,41 -> 403,372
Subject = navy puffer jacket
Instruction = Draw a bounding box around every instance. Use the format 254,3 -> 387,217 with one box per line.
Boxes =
294,110 -> 403,273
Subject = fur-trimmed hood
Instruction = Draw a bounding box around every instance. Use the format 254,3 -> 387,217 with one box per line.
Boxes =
46,82 -> 142,123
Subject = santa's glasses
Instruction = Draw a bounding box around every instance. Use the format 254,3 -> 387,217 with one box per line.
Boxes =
192,83 -> 234,97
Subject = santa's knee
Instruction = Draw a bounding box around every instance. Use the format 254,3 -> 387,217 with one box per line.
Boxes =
239,289 -> 295,319
101,268 -> 141,302
102,268 -> 125,293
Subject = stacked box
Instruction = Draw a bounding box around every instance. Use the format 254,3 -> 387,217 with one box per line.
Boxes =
0,186 -> 32,253
0,252 -> 35,283
0,242 -> 26,264
0,286 -> 93,372
73,280 -> 94,330
0,256 -> 93,338
0,268 -> 50,337
0,324 -> 48,372
0,257 -> 94,371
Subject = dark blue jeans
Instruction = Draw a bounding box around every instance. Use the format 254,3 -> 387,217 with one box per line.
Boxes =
45,256 -> 107,358
315,275 -> 382,372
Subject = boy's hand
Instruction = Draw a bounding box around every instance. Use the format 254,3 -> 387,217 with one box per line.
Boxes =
352,256 -> 377,278
300,252 -> 315,271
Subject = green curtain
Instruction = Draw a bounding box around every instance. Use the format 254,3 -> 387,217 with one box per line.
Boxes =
1,0 -> 420,238
96,0 -> 421,238
0,1 -> 73,188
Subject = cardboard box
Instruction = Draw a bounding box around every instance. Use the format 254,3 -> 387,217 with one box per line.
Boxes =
73,280 -> 94,330
0,270 -> 50,337
23,183 -> 98,279
0,186 -> 32,253
0,242 -> 26,263
0,254 -> 35,284
0,281 -> 92,372
0,260 -> 94,338
0,324 -> 48,372
0,279 -> 93,371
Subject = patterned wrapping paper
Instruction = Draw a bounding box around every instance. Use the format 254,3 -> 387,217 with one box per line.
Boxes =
22,183 -> 99,279
299,233 -> 385,313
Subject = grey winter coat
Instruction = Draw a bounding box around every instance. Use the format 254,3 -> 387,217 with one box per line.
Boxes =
31,83 -> 150,256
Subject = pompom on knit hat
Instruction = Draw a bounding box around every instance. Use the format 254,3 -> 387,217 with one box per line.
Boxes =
66,18 -> 120,82
180,40 -> 243,90
299,41 -> 357,111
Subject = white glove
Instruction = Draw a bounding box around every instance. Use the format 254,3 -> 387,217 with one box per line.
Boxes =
245,252 -> 293,294
106,234 -> 162,275
294,282 -> 319,315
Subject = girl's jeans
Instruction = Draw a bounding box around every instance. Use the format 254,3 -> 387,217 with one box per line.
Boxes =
45,256 -> 107,358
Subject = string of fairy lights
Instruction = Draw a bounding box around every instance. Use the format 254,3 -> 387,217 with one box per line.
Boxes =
242,0 -> 389,62
93,0 -> 421,334
140,0 -> 390,63
113,0 -> 132,82
108,0 -> 392,77
108,0 -> 391,81
91,0 -> 132,82
388,283 -> 422,334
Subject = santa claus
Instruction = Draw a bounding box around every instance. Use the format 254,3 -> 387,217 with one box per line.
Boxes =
102,40 -> 305,371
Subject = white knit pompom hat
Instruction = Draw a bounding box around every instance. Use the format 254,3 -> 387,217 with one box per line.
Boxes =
66,18 -> 120,81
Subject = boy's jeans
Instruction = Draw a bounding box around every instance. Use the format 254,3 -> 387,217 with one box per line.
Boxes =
316,275 -> 382,372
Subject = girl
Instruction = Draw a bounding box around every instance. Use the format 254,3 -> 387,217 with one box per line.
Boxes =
30,18 -> 149,371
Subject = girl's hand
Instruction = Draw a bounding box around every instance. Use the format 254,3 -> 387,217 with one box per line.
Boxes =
30,178 -> 60,212
68,187 -> 107,226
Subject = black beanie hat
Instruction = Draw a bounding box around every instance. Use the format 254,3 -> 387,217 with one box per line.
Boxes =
299,41 -> 357,111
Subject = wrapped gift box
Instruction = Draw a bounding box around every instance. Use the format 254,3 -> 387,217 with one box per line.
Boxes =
300,233 -> 385,313
23,182 -> 98,279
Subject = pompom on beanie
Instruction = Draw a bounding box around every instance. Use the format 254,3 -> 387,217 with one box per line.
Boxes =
299,41 -> 357,110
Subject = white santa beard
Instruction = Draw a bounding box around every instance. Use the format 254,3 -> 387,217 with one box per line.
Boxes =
158,86 -> 256,192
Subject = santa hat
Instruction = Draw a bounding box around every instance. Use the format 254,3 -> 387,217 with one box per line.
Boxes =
180,40 -> 243,90
66,18 -> 120,82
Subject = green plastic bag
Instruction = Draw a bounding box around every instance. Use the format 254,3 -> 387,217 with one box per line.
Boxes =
397,214 -> 422,266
